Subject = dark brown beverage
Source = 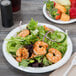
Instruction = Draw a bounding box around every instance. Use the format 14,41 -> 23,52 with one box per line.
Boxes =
10,0 -> 21,12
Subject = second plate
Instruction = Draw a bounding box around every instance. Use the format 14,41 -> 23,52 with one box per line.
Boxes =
43,4 -> 76,24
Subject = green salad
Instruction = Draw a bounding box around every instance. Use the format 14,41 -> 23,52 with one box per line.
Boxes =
45,0 -> 70,21
6,19 -> 67,67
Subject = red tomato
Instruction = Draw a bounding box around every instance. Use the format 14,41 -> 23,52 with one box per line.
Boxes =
71,1 -> 76,7
70,8 -> 76,19
70,0 -> 76,3
53,1 -> 56,6
55,9 -> 61,20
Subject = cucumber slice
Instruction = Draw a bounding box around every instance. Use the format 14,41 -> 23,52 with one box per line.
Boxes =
56,32 -> 66,43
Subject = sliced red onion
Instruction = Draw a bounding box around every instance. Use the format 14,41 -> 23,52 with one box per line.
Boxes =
43,31 -> 56,42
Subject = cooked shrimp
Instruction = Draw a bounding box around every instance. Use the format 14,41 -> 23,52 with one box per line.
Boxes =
33,41 -> 48,55
33,46 -> 46,55
34,41 -> 48,48
46,48 -> 62,63
18,29 -> 30,37
16,48 -> 29,62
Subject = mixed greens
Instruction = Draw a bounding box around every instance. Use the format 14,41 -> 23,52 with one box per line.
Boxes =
6,19 -> 67,67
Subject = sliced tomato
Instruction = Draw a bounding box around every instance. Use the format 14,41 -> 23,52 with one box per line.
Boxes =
55,9 -> 61,20
51,8 -> 61,20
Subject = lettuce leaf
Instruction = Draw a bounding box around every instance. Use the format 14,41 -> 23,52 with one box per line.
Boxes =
7,38 -> 22,54
43,57 -> 52,66
19,59 -> 34,67
43,57 -> 49,66
6,34 -> 39,55
28,18 -> 38,30
38,26 -> 46,40
34,55 -> 43,63
19,59 -> 29,67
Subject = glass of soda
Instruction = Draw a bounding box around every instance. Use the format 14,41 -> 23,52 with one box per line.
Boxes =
10,0 -> 21,12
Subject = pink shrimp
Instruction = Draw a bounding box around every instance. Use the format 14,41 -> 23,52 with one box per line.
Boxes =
16,48 -> 29,62
33,41 -> 48,55
18,29 -> 30,37
46,48 -> 62,63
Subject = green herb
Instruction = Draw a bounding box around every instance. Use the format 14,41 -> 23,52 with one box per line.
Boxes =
19,59 -> 29,67
66,6 -> 70,15
46,0 -> 54,11
28,18 -> 38,30
43,57 -> 50,66
34,55 -> 43,63
19,59 -> 35,67
31,29 -> 39,35
50,8 -> 58,19
38,26 -> 46,40
29,60 -> 34,63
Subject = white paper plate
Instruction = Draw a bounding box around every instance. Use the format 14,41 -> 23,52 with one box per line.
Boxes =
43,4 -> 76,24
2,23 -> 73,73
